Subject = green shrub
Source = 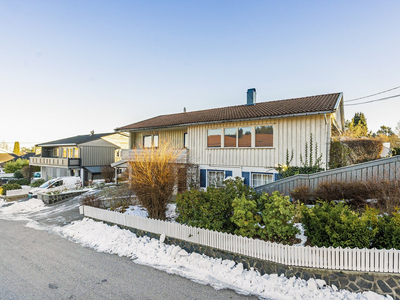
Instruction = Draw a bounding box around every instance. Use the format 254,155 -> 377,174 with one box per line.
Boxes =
372,210 -> 400,249
30,179 -> 45,187
3,159 -> 29,173
301,202 -> 378,248
231,194 -> 261,238
14,170 -> 24,179
1,183 -> 22,195
176,178 -> 259,232
259,191 -> 299,243
8,178 -> 30,185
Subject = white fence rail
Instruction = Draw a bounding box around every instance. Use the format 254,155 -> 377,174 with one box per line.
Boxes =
255,156 -> 400,195
6,187 -> 32,197
80,205 -> 400,273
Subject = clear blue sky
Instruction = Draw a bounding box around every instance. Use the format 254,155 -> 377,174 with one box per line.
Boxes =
1,0 -> 400,148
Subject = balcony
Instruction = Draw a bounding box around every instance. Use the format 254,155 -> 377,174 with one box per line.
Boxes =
30,157 -> 81,168
121,149 -> 189,164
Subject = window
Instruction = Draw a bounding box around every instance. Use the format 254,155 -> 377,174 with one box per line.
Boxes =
207,129 -> 221,147
252,173 -> 273,187
224,128 -> 236,147
238,127 -> 251,147
208,170 -> 224,187
74,148 -> 79,158
184,133 -> 188,148
153,135 -> 159,148
255,126 -> 273,147
53,148 -> 59,157
62,148 -> 67,158
143,135 -> 152,148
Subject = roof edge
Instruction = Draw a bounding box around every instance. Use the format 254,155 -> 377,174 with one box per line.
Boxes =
116,110 -> 336,132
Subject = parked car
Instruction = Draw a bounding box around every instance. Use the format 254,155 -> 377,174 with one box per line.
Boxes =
29,176 -> 81,197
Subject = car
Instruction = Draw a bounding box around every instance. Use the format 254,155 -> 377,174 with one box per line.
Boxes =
29,176 -> 82,197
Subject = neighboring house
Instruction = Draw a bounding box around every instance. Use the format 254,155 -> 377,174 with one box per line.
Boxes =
0,149 -> 18,168
115,89 -> 345,188
30,132 -> 129,183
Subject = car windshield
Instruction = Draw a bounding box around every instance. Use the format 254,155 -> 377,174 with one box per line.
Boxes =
39,179 -> 55,188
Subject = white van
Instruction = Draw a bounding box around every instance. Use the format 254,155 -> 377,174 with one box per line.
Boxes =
29,176 -> 81,197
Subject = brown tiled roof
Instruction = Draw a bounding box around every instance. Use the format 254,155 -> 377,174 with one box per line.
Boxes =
116,92 -> 342,131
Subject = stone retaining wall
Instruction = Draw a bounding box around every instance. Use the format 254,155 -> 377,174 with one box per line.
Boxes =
95,220 -> 400,299
39,190 -> 86,205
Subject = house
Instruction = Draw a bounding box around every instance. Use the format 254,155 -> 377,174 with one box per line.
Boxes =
30,132 -> 129,183
0,149 -> 18,168
114,89 -> 345,188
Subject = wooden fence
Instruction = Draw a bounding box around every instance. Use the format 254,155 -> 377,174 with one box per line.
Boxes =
80,205 -> 400,273
255,156 -> 400,196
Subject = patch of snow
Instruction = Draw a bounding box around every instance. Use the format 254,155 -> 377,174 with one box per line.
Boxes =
56,218 -> 391,300
293,223 -> 307,247
124,205 -> 148,218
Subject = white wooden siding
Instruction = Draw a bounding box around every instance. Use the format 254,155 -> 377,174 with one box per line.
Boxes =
132,128 -> 187,149
188,114 -> 330,168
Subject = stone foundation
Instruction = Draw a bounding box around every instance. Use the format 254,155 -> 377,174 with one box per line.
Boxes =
96,220 -> 400,299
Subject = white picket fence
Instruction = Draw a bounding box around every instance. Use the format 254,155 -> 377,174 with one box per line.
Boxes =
80,205 -> 400,273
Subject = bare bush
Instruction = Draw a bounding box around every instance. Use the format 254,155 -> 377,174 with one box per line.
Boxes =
101,166 -> 115,183
80,194 -> 105,208
127,141 -> 187,220
290,185 -> 312,204
370,179 -> 400,214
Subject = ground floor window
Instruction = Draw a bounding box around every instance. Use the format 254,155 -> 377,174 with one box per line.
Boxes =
208,170 -> 224,187
252,173 -> 273,187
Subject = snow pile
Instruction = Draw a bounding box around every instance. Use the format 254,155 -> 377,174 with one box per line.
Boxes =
124,203 -> 177,222
293,223 -> 307,247
0,198 -> 45,214
57,218 -> 391,300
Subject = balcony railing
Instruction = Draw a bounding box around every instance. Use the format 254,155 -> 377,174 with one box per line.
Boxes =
30,157 -> 81,168
121,149 -> 189,164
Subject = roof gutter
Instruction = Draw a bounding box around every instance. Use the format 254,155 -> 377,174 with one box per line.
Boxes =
36,143 -> 78,147
115,110 -> 336,132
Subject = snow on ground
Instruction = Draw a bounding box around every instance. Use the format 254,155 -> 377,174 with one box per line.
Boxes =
0,197 -> 393,300
293,223 -> 307,247
124,203 -> 178,222
57,218 -> 390,300
0,198 -> 46,215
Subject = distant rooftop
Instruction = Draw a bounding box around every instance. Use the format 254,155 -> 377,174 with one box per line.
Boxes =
36,133 -> 115,147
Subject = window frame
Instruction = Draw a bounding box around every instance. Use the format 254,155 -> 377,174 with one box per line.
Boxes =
255,125 -> 274,147
208,170 -> 225,187
207,128 -> 222,148
224,128 -> 237,148
251,172 -> 274,187
238,126 -> 252,147
143,135 -> 152,148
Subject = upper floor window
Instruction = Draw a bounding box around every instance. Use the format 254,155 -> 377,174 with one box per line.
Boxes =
224,128 -> 237,147
63,148 -> 67,158
184,133 -> 188,148
74,148 -> 79,158
238,127 -> 251,147
207,129 -> 221,147
153,135 -> 159,148
143,135 -> 152,148
143,134 -> 158,148
255,125 -> 273,147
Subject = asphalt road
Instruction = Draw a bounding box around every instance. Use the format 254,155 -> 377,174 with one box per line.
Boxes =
0,215 -> 258,299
